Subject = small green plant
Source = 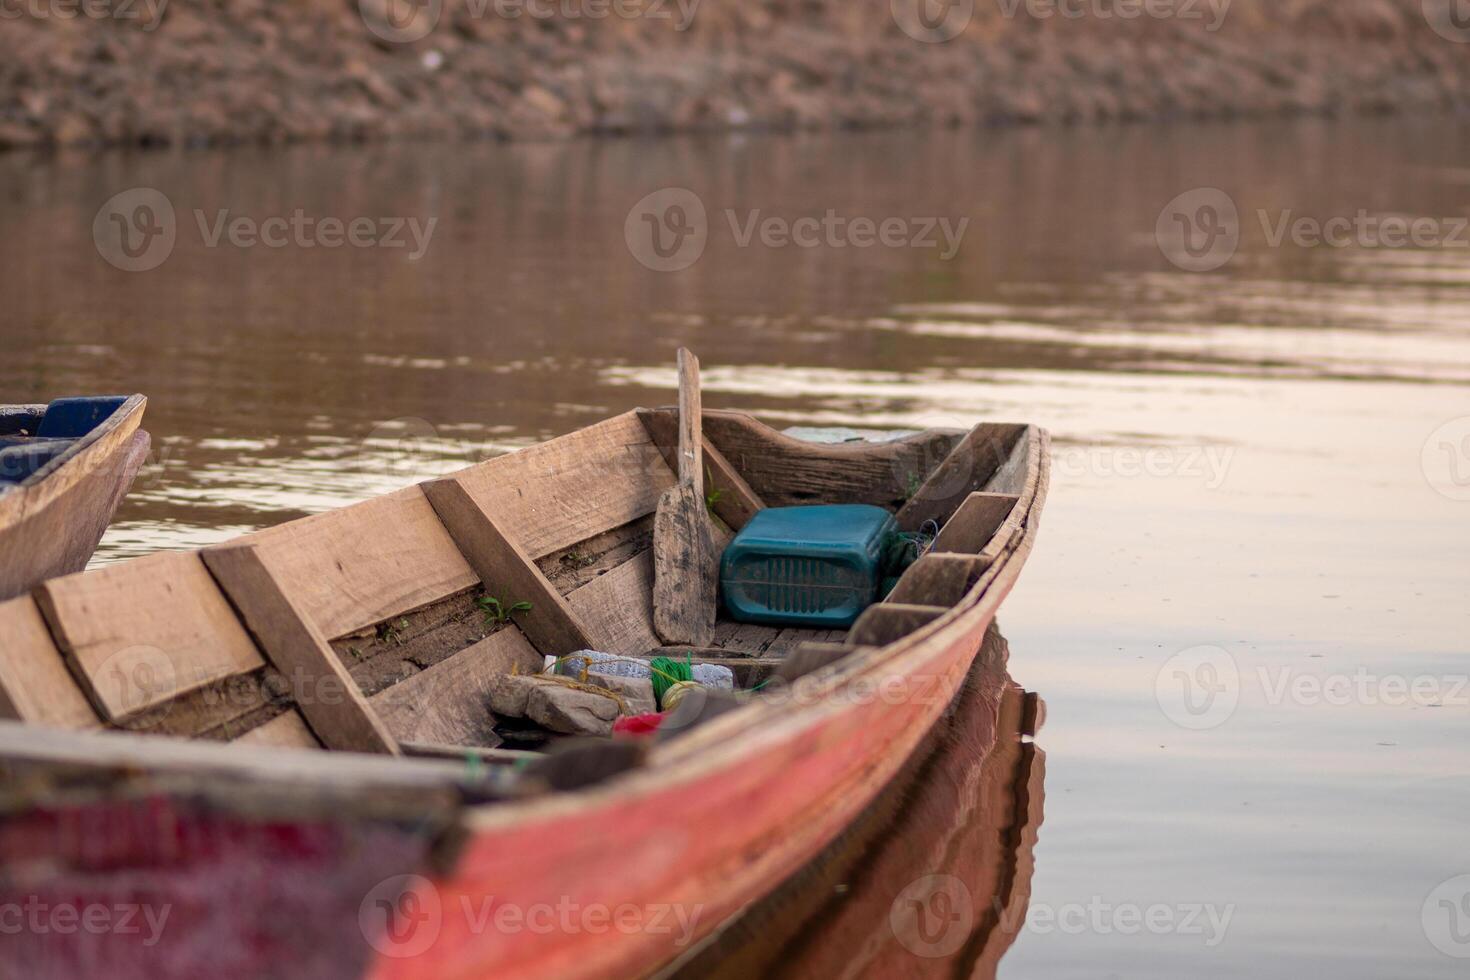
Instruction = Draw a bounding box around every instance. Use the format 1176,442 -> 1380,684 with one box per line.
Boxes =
479,595 -> 532,626
901,470 -> 922,503
376,618 -> 410,645
560,551 -> 595,569
705,465 -> 726,515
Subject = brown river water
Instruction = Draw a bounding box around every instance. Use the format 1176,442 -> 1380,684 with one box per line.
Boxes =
4,116 -> 1470,978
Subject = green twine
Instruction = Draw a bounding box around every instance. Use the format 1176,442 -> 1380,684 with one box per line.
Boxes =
649,654 -> 693,709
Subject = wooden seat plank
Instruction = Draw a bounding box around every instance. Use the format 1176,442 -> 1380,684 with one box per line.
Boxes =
202,544 -> 400,756
931,492 -> 1020,555
886,553 -> 982,607
371,627 -> 544,746
34,552 -> 265,724
565,551 -> 661,655
452,413 -> 677,560
847,603 -> 949,648
0,595 -> 100,729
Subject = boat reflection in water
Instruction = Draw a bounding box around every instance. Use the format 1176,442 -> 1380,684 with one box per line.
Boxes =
670,623 -> 1045,979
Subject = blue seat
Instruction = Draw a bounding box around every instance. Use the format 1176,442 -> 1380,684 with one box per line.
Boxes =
36,396 -> 129,439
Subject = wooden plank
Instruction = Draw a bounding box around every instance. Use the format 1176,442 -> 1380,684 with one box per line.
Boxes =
422,478 -> 595,658
894,423 -> 1018,532
0,595 -> 100,729
234,710 -> 321,749
565,551 -> 661,655
885,552 -> 982,607
451,412 -> 677,561
772,642 -> 856,684
370,628 -> 543,747
701,410 -> 964,510
35,551 -> 265,724
237,486 -> 479,641
639,409 -> 764,531
202,544 -> 400,755
846,603 -> 949,648
931,492 -> 1020,555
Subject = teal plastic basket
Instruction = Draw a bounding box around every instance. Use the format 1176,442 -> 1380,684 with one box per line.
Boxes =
719,504 -> 897,629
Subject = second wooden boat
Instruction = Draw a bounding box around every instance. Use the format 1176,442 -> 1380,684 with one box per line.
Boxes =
0,403 -> 1046,979
0,394 -> 149,600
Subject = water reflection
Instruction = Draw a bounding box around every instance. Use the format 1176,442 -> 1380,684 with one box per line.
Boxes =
669,625 -> 1046,980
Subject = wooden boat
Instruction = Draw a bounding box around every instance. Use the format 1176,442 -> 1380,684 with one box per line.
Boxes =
0,394 -> 149,601
0,404 -> 1047,979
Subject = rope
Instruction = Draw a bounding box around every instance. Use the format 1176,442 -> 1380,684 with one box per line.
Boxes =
649,655 -> 693,708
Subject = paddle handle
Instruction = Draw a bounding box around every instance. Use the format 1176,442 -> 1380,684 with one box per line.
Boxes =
676,348 -> 703,495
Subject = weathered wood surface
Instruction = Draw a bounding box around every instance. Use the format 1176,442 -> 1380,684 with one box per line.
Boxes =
894,422 -> 1020,533
35,551 -> 266,724
885,552 -> 982,607
423,477 -> 595,657
202,544 -> 400,755
846,603 -> 950,648
701,409 -> 964,510
0,595 -> 100,729
0,395 -> 149,601
653,350 -> 718,647
451,412 -> 677,561
369,627 -> 542,747
565,549 -> 661,655
638,409 -> 765,531
931,491 -> 1020,555
237,486 -> 479,642
233,709 -> 321,749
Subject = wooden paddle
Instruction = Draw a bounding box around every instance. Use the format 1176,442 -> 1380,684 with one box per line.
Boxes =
652,348 -> 717,646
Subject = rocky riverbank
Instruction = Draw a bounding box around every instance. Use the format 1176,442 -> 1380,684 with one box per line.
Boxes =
2,0 -> 1469,150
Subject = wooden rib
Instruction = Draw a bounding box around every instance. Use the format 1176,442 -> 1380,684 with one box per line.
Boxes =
202,544 -> 400,755
34,551 -> 266,724
894,423 -> 1018,532
846,604 -> 949,648
885,553 -> 982,607
234,710 -> 321,749
984,427 -> 1036,496
701,410 -> 966,509
236,486 -> 478,642
565,551 -> 661,655
0,595 -> 100,729
931,492 -> 1020,555
422,477 -> 595,657
370,628 -> 544,747
772,643 -> 857,684
638,409 -> 765,531
451,412 -> 677,561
